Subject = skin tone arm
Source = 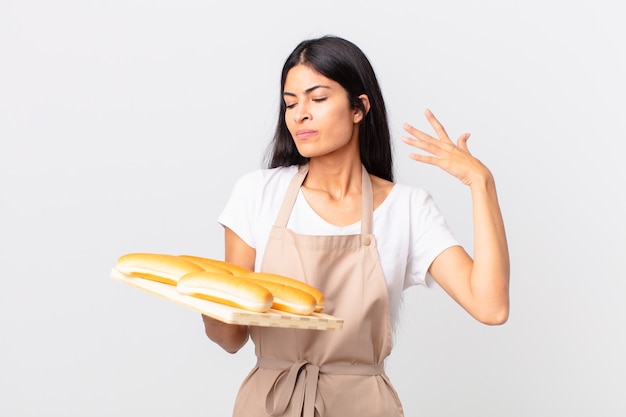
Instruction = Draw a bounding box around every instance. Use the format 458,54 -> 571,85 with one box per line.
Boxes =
402,109 -> 510,325
201,227 -> 255,353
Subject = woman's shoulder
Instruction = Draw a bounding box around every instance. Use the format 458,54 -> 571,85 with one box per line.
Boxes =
371,176 -> 433,209
234,165 -> 299,189
390,181 -> 432,200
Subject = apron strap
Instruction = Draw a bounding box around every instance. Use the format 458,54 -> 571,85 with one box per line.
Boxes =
273,163 -> 374,236
258,357 -> 385,417
272,164 -> 309,229
360,164 -> 373,235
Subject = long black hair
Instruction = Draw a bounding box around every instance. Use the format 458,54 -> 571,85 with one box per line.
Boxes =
265,36 -> 394,182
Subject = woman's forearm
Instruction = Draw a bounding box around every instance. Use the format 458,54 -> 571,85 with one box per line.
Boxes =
467,170 -> 510,324
202,315 -> 250,353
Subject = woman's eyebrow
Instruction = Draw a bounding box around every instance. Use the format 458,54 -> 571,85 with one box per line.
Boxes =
283,84 -> 332,97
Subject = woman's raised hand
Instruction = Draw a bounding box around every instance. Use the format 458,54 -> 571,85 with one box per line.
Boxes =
402,109 -> 491,186
403,109 -> 510,324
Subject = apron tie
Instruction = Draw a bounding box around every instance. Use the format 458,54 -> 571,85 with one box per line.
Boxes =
258,357 -> 385,417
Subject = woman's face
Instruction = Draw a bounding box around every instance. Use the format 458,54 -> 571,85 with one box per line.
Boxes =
283,64 -> 363,160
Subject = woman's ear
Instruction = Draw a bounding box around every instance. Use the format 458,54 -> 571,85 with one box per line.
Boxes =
354,94 -> 371,123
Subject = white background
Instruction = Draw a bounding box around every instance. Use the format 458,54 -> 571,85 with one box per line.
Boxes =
1,1 -> 625,416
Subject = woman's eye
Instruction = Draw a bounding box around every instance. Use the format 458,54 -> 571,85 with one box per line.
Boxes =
312,97 -> 327,103
285,103 -> 296,109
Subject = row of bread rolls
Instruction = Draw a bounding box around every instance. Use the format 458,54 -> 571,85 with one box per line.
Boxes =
115,253 -> 324,315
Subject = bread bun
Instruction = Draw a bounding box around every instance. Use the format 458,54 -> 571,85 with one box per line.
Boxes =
116,253 -> 203,285
177,271 -> 273,313
177,255 -> 234,275
240,272 -> 325,312
179,255 -> 252,276
245,278 -> 316,315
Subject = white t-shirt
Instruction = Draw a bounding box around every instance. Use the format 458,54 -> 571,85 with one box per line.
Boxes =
218,165 -> 459,329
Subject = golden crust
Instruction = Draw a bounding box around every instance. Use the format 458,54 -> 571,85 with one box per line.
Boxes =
177,255 -> 234,275
177,271 -> 273,313
245,278 -> 316,315
116,253 -> 204,284
179,255 -> 252,276
240,272 -> 325,312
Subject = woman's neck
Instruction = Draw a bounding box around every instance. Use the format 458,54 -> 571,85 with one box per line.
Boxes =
304,157 -> 363,201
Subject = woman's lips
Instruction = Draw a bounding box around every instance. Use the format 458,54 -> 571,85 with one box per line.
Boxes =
295,129 -> 317,139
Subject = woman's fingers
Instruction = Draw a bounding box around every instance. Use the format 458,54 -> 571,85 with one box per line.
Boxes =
405,151 -> 439,165
457,133 -> 472,153
401,127 -> 443,156
402,122 -> 432,143
424,108 -> 453,143
402,109 -> 459,149
402,110 -> 470,157
402,110 -> 483,184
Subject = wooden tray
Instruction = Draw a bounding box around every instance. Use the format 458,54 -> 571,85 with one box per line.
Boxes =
111,268 -> 343,330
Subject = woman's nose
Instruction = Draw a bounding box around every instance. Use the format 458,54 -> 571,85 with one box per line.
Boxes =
294,104 -> 311,122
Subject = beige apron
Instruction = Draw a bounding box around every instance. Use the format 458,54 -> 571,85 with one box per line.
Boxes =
232,164 -> 404,417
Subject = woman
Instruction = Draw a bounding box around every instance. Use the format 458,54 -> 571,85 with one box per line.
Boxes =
203,35 -> 509,417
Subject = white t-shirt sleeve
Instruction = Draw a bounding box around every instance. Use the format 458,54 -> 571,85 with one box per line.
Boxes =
217,166 -> 297,263
217,170 -> 263,249
403,188 -> 460,289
